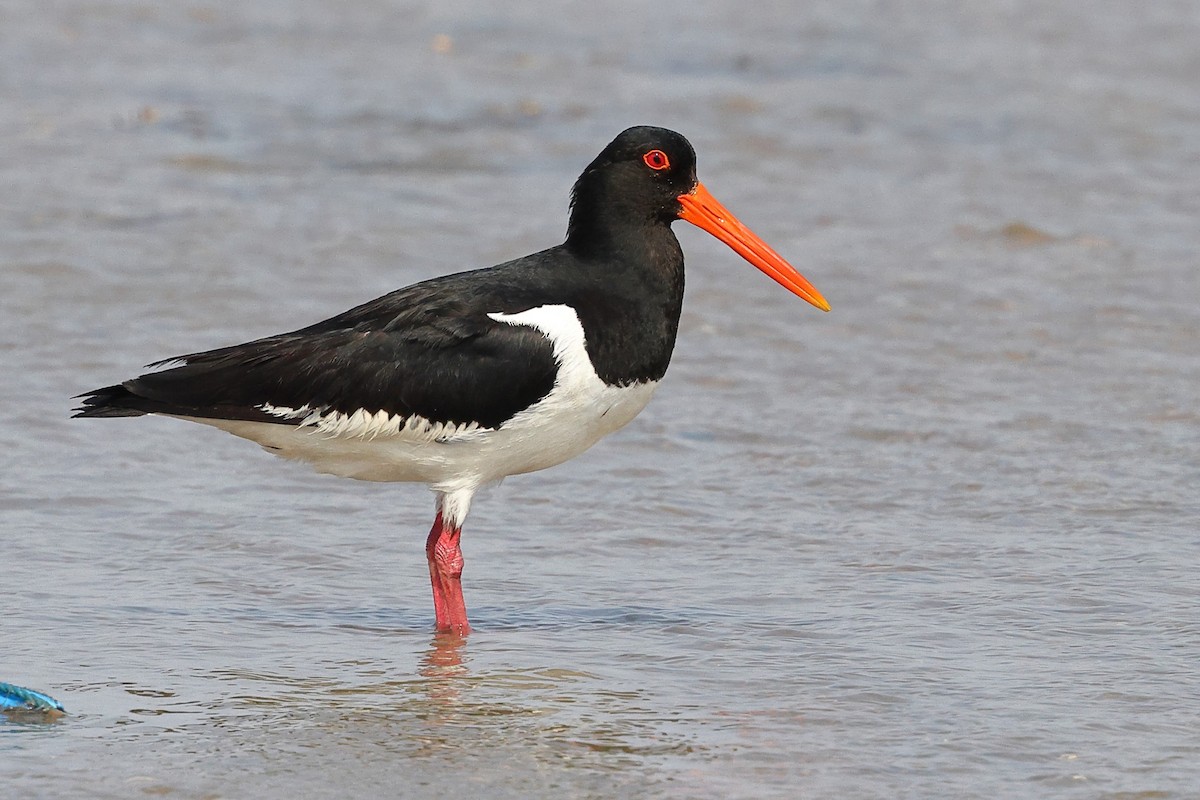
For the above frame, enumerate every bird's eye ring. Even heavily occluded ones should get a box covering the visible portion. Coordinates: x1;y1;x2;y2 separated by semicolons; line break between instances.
642;150;670;171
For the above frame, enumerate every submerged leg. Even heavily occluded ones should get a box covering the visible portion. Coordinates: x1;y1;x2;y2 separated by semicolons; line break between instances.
425;494;471;634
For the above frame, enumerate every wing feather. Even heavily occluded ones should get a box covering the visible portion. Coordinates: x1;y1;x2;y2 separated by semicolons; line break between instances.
75;273;561;429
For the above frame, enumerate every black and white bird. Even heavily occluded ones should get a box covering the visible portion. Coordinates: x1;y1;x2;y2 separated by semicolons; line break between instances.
75;126;830;634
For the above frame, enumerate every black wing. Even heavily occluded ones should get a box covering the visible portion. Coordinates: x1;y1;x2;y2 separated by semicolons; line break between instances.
74;271;561;430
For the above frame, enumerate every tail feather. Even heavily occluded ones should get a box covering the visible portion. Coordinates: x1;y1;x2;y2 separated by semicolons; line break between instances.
72;384;156;418
73;377;287;424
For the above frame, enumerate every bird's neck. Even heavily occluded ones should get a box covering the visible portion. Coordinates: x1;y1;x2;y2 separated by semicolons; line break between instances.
565;200;682;272
560;206;685;387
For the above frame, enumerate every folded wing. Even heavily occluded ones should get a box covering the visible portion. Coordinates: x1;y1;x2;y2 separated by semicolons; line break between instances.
74;279;561;431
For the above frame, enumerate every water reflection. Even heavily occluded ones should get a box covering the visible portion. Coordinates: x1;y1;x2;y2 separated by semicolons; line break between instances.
418;632;468;705
420;632;468;676
184;626;698;771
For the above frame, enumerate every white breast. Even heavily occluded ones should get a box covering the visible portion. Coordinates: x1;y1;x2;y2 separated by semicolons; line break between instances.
185;305;658;496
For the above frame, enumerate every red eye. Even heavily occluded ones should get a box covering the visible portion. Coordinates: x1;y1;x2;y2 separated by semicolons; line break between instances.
642;149;670;171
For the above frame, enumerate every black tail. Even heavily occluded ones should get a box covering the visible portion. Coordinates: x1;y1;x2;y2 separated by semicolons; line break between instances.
72;384;159;418
73;374;288;424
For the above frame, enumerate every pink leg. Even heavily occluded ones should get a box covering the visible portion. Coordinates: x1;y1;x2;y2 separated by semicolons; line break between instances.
425;510;470;634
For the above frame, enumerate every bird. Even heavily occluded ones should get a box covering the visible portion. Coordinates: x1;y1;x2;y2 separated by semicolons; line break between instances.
74;126;829;635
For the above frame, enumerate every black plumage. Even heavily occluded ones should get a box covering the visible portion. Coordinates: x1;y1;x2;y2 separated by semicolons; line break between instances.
75;126;696;430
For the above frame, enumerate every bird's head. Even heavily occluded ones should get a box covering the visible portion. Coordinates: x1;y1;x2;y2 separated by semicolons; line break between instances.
571;126;829;312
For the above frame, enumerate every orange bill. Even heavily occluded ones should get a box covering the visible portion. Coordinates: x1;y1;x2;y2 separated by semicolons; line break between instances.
677;182;830;312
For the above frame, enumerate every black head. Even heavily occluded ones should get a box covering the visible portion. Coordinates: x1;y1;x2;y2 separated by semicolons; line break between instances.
566;126;831;311
568;126;699;238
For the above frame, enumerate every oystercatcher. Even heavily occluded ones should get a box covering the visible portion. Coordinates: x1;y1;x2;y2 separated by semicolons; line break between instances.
75;126;829;634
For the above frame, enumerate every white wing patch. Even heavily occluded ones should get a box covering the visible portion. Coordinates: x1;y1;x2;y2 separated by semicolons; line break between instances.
259;402;490;442
487;305;596;391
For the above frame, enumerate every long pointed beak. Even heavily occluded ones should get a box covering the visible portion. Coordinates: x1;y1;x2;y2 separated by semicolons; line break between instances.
677;182;830;312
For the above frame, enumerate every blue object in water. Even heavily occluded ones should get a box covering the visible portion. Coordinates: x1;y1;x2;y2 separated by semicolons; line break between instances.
0;682;65;714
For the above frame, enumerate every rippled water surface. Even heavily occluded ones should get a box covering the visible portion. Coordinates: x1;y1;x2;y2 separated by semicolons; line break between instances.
3;1;1199;797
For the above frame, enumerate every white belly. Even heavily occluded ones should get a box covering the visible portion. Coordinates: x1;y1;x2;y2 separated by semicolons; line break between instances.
181;304;659;495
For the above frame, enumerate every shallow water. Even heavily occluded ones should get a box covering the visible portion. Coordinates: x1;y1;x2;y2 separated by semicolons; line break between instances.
3;1;1199;797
